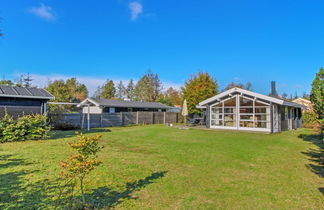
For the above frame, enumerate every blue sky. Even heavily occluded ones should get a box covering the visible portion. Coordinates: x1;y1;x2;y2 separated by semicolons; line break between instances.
0;0;323;96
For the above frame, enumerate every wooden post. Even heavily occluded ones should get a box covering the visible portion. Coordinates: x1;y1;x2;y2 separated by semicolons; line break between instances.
100;114;103;127
121;112;124;126
270;102;273;133
87;104;90;131
163;112;166;124
136;111;139;124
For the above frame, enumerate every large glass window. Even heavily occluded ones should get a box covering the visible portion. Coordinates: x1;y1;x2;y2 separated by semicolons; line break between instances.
211;97;236;127
239;96;270;129
210;95;271;130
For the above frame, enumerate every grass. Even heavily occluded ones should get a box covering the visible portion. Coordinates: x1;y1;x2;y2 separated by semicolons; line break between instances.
0;125;323;209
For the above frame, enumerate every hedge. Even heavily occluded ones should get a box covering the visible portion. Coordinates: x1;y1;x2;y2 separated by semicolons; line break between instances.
0;114;50;143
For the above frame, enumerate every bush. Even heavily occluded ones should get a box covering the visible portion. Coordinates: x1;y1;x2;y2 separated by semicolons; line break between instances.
0;114;50;143
52;122;80;130
302;111;320;129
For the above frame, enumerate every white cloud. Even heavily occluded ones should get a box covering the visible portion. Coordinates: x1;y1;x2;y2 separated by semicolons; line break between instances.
129;1;143;20
277;83;288;89
162;81;182;91
294;84;304;89
29;4;56;21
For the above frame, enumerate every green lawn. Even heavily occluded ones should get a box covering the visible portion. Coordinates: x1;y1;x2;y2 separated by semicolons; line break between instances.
0;125;323;209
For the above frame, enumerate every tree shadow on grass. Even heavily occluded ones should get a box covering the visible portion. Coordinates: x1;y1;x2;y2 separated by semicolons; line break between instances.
298;133;324;197
0;154;57;209
57;171;168;209
0;155;167;209
299;133;324;178
86;171;167;209
319;187;324;196
48;128;112;140
0;154;31;169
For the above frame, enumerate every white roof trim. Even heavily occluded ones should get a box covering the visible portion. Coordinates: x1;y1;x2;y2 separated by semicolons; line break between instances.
282;101;307;109
77;98;100;107
199;88;283;106
196;105;206;109
198;87;305;109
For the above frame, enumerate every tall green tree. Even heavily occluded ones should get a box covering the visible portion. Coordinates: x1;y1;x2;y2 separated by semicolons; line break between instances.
65;78;88;102
135;70;162;102
0;80;14;85
182;72;218;114
116;81;126;99
158;87;182;106
126;79;136;100
96;80;116;99
46;78;88;112
310;68;324;122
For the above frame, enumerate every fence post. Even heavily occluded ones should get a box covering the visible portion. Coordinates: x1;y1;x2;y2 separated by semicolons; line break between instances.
136;111;139;124
163;112;166;124
100;114;103;127
121;112;124;126
152;112;154;124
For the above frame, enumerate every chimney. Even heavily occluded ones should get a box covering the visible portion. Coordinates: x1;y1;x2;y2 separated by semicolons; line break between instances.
271;81;278;97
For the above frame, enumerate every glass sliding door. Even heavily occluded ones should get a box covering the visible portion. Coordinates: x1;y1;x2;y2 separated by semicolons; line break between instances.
239;96;254;128
223;97;236;127
211;103;223;126
210;97;237;128
239;96;271;131
254;101;270;129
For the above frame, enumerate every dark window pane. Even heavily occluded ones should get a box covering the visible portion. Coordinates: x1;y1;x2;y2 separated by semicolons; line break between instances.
240;97;253;106
240;108;253;113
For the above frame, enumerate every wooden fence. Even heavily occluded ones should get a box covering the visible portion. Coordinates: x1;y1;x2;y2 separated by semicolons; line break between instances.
50;112;181;129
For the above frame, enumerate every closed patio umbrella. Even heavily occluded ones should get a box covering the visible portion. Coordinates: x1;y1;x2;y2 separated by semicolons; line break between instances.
181;99;188;124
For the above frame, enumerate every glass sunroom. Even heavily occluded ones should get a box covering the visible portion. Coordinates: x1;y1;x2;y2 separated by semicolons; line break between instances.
198;88;305;133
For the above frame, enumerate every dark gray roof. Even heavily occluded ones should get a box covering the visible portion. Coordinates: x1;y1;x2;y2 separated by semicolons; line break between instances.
0;85;54;100
93;98;172;109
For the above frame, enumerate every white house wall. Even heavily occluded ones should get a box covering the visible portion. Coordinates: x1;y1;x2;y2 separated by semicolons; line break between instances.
82;106;103;114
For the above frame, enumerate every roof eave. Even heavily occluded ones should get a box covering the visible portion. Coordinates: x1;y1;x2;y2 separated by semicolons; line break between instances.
0;94;54;100
77;98;100;107
199;87;284;106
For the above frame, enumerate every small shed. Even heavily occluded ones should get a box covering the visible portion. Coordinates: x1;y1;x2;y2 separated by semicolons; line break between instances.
198;87;306;133
77;98;172;113
0;85;54;118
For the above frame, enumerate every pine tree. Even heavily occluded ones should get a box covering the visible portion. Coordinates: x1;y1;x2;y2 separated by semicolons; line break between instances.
310;68;324;121
23;73;33;87
126;79;136;100
98;80;116;99
116;81;126;99
135;70;162;102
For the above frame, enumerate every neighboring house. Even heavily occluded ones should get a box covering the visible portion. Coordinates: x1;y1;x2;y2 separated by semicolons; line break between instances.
198;87;306;133
77;98;172;113
292;98;313;111
0;85;54;118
